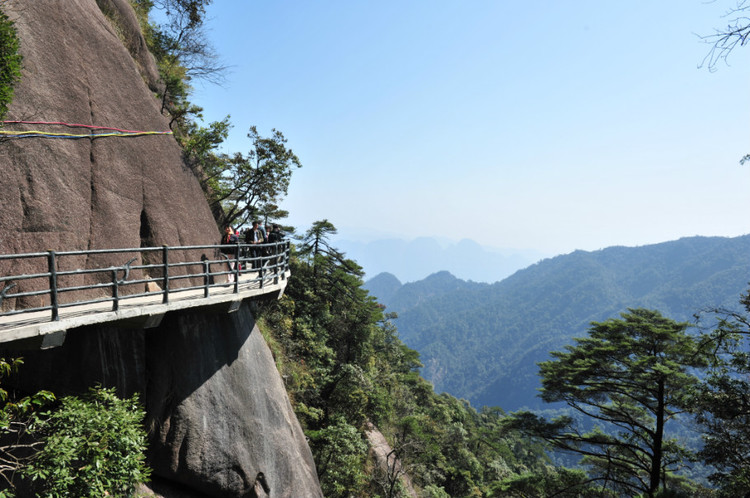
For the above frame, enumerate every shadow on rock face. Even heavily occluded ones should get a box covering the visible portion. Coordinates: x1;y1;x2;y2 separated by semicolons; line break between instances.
1;302;322;498
145;303;322;497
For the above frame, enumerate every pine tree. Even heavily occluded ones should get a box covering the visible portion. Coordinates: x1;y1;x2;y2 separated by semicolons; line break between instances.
508;309;713;497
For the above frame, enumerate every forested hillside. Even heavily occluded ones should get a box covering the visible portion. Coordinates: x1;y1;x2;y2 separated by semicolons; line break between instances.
255;222;564;496
366;235;750;411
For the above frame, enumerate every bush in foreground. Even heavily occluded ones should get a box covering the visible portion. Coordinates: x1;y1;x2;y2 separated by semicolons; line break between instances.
24;386;150;497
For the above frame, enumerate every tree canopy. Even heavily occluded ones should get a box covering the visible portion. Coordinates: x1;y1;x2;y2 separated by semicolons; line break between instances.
507;309;715;497
693;290;750;495
132;0;224;129
182;121;301;229
257;220;561;497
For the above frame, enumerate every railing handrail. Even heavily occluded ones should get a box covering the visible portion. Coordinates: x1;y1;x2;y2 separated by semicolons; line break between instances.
0;240;292;324
0;241;286;260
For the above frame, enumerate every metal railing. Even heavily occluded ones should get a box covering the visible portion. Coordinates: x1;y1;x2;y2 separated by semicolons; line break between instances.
0;240;291;323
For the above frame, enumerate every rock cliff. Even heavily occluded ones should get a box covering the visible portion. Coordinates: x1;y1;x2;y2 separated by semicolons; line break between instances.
0;1;322;496
15;304;322;497
0;0;214;256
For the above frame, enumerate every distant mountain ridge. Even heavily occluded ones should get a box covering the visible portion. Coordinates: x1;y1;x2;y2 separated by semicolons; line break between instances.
335;236;547;283
364;235;750;411
367;271;489;309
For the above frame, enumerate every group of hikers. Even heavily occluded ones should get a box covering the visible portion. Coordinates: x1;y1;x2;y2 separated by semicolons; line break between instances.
219;221;285;280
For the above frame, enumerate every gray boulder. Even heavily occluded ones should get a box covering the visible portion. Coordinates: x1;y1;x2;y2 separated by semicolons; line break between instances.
146;305;322;497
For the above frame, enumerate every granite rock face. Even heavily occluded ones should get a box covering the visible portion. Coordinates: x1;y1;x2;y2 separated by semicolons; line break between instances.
0;0;218;303
94;0;164;93
146;305;323;498
0;1;322;496
12;305;323;497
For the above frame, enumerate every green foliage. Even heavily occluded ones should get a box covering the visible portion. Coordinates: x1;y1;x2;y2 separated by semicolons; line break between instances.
0;358;54;495
0;9;22;121
258;221;553;497
692;289;750;495
496;467;600;497
24;386;150;497
132;0;220;130
179;118;301;228
509;309;713;497
146;21;199;127
182;116;230;177
152;0;212;30
215;126;301;228
307;416;368;497
0;358;54;426
267;224;750;495
130;0;296;232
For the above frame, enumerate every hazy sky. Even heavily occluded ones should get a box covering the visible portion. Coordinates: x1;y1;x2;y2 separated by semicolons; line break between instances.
189;1;750;256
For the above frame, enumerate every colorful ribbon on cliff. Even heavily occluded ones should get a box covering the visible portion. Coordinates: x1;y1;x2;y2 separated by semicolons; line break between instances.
0;120;173;139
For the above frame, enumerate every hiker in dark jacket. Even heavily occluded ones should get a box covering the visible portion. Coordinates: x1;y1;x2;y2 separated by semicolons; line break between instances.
220;226;239;281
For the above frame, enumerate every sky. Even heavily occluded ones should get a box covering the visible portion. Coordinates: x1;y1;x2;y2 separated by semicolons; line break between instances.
187;1;750;257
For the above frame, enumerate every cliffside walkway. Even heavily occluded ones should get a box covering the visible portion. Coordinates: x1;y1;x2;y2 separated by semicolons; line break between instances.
0;241;291;348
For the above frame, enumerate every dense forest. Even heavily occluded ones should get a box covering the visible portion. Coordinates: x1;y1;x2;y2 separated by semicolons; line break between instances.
1;1;750;496
255;220;570;496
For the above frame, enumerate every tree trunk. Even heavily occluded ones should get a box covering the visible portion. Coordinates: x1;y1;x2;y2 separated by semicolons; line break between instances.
649;378;665;497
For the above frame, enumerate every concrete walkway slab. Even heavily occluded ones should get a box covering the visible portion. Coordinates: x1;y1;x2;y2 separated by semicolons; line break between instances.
0;269;290;346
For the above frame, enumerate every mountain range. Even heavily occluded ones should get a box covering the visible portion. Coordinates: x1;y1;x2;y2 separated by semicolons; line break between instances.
364;235;750;412
334;235;547;283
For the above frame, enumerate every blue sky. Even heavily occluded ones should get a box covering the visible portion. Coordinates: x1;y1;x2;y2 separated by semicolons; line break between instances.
188;1;750;256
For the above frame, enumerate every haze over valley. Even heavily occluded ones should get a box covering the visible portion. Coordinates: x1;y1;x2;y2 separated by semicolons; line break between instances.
334;234;548;283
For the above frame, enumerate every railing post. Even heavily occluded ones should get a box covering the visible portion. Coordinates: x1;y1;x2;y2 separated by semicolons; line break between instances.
233;244;239;294
259;246;264;289
282;241;289;279
112;269;119;311
48;250;59;321
272;241;279;284
162;245;169;304
203;259;210;298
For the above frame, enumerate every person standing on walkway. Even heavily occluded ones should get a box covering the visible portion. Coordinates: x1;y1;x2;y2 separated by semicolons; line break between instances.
220;226;239;282
245;221;266;268
267;224;284;267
